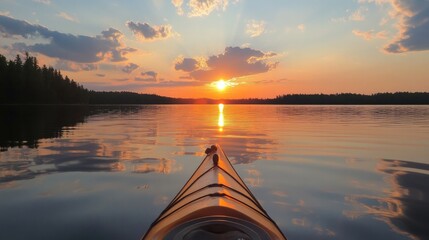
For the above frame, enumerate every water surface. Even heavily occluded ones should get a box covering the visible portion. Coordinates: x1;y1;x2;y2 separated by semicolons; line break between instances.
1;105;428;240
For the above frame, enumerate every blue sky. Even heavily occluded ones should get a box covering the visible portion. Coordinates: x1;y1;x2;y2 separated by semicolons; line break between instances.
1;0;428;98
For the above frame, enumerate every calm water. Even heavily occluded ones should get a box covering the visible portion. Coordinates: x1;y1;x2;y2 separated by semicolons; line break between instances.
1;105;429;240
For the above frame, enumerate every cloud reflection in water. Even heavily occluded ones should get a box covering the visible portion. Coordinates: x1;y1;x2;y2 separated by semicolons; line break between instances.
0;104;276;186
345;159;429;240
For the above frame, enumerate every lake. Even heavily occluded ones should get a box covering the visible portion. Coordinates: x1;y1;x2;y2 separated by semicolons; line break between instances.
1;104;428;240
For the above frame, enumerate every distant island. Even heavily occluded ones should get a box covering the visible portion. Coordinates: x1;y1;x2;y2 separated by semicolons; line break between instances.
1;53;428;105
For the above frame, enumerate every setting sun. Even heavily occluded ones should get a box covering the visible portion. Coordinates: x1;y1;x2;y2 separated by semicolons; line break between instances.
216;80;227;91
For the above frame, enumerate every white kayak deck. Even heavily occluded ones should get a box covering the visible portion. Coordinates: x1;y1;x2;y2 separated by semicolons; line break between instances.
143;144;287;240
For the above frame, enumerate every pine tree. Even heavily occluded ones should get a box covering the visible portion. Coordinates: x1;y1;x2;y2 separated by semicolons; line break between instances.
0;53;89;104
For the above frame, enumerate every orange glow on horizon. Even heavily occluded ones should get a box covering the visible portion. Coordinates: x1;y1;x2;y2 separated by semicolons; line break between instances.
146;81;289;99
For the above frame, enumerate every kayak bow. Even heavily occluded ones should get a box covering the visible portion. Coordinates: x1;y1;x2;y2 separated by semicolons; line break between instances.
143;144;287;240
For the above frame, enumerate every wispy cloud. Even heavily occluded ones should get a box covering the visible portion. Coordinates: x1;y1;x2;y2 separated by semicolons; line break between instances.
55;60;97;72
172;0;184;16
33;0;51;5
349;8;367;21
122;63;139;73
56;12;79;23
126;21;176;41
331;7;368;23
297;24;305;32
246;20;265;37
353;30;388;40
114;78;129;82
0;15;136;63
136;71;158;82
358;0;390;4
174;46;278;82
171;0;238;17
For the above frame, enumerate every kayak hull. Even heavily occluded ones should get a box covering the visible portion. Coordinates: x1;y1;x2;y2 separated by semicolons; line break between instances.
143;144;287;240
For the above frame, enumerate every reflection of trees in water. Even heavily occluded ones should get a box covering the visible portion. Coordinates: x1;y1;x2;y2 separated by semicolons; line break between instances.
0;105;161;151
0;105;167;184
0;105;90;151
346;159;429;240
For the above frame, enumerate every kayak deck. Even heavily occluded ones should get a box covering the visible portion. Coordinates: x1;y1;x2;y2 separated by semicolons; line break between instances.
143;144;287;240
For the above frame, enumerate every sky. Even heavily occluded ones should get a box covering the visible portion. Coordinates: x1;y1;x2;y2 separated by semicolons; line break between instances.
1;0;429;99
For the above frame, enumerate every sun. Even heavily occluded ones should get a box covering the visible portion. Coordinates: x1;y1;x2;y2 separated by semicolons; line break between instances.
216;79;227;91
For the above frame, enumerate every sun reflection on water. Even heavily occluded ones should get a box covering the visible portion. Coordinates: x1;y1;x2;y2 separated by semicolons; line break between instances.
218;103;224;132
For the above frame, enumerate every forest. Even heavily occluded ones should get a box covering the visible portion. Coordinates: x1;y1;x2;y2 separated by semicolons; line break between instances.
271;92;429;104
1;53;428;105
0;53;88;103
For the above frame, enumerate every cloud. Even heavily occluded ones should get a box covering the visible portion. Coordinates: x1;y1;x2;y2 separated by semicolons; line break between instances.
56;12;79;23
33;0;51;4
126;21;175;41
331;7;368;23
358;0;389;4
142;71;157;78
255;77;289;84
171;0;237;17
360;0;429;53
122;63;139;73
174;57;201;72
0;15;136;63
55;60;97;72
353;30;388;40
349;8;367;21
174;46;278;82
136;71;158;82
172;0;184;15
380;17;389;26
246;20;265;37
114;78;129;82
135;77;153;82
189;0;228;17
384;0;429;53
297;24;306;32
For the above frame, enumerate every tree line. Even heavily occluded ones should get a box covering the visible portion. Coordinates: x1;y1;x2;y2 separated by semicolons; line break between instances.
0;53;89;103
271;93;429;104
1;53;428;104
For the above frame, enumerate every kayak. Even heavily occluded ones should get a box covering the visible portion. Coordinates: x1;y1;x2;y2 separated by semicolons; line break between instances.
142;144;287;240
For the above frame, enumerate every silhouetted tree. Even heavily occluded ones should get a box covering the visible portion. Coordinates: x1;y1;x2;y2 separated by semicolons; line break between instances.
0;53;89;104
